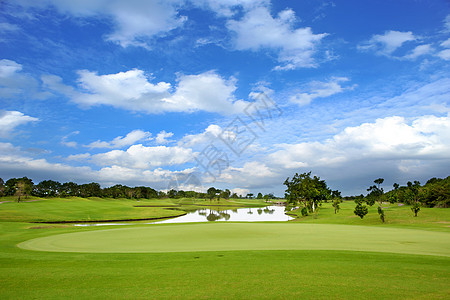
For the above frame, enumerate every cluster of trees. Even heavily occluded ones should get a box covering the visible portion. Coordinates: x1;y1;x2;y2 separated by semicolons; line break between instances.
284;172;449;223
352;176;450;222
0;177;162;201
0;177;273;202
284;171;341;218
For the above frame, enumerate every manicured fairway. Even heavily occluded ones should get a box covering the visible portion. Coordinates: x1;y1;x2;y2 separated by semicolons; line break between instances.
19;223;450;256
3;200;450;299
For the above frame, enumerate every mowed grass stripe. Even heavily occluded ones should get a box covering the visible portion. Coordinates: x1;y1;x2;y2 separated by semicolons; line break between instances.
18;223;450;256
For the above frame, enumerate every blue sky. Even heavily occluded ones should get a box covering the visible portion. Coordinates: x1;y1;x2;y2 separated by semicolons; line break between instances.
1;0;449;196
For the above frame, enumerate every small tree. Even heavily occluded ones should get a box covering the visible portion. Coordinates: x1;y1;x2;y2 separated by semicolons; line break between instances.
354;203;368;219
331;190;342;214
408;181;421;217
353;196;368;219
367;178;393;222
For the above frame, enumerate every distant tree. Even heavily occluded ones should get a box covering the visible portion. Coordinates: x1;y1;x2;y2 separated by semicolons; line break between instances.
14;177;34;202
167;189;177;198
420;177;450;208
5;178;19;196
256;192;263;199
246;193;254;199
352;195;367;219
143;187;158;199
79;182;101;198
125;187;135;199
33;180;61;197
60;182;80;197
284;171;331;218
386;183;400;204
367;178;395;222
0;178;4;197
408;181;421;217
207;187;217;201
215;189;222;201
231;193;238;199
220;189;231;200
177;190;186;199
331;190;342;214
133;187;142;199
354;203;368;219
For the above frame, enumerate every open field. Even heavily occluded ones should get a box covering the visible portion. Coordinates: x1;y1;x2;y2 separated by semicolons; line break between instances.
1;198;449;299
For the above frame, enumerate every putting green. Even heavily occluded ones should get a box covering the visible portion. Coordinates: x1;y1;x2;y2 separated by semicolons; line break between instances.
18;223;450;256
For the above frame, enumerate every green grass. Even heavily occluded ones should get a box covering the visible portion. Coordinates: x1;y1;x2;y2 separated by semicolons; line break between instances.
18;223;450;256
1;198;449;299
289;201;450;231
0;197;185;222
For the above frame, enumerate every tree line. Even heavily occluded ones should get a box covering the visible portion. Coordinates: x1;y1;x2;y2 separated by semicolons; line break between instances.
284;172;449;222
0;177;274;202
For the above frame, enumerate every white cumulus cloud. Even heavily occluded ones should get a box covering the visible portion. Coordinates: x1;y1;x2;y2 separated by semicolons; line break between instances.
91;144;193;169
269;114;450;171
14;0;187;48
155;130;174;144
290;77;354;106
46;69;250;115
86;129;152;149
227;6;327;70
358;30;416;56
0;110;39;138
402;44;433;60
0;59;48;99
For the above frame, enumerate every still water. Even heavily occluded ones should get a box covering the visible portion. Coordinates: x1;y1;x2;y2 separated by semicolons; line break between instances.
74;206;292;226
155;206;293;223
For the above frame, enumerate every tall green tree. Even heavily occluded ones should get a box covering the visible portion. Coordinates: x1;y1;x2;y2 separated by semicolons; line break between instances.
367;178;397;222
284;171;331;218
79;182;101;198
207;187;217;201
367;178;385;222
408;181;421;217
60;182;80;197
14;177;34;202
33;180;61;197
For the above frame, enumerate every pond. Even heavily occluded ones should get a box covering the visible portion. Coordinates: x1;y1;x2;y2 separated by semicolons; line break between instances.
154;206;293;223
74;206;292;226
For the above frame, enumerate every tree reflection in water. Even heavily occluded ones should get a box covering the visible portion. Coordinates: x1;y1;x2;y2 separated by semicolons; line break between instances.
155;206;292;223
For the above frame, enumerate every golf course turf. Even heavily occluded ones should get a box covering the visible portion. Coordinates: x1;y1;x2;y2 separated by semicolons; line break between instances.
18;223;450;256
1;198;449;299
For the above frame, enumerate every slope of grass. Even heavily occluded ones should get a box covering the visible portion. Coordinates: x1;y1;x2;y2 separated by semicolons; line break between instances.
0;197;184;222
